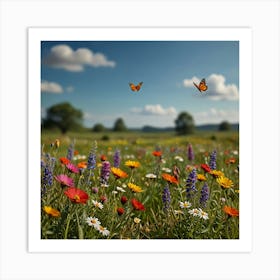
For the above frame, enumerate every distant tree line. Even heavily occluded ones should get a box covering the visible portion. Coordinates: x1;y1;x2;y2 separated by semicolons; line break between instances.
42;102;232;134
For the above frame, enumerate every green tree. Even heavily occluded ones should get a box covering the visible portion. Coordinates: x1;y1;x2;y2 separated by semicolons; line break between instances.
92;123;105;132
43;102;83;134
113;118;127;132
219;121;231;131
175;112;195;135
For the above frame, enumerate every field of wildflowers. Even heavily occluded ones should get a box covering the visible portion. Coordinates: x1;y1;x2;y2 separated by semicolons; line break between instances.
41;132;239;239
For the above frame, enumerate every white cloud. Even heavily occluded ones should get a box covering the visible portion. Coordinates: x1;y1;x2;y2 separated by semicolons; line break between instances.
194;108;239;124
41;81;63;94
183;74;239;101
44;44;116;72
130;104;177;116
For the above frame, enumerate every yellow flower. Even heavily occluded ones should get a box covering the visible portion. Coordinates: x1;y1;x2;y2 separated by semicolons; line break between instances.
216;176;234;189
125;160;140;169
197;174;206;181
128;182;143;193
210;170;224;178
43;206;60;217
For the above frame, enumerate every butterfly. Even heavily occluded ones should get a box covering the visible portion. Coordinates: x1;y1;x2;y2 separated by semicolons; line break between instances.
193;78;208;93
129;82;143;92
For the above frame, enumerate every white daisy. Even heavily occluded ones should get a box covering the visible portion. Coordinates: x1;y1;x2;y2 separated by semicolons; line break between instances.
98;225;110;236
162;167;171;173
145;173;157;179
112;190;118;194
85;216;101;229
116;186;126;192
188;208;200;216
92;199;104;209
174;156;184;162
179;201;192;209
198;208;209;220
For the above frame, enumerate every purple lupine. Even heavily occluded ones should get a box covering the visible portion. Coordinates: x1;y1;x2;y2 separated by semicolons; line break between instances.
200;183;209;207
100;161;111;185
186;168;197;199
67;142;75;161
187;143;195;161
113;149;121;167
87;150;96;170
209;150;217;170
162;184;171;212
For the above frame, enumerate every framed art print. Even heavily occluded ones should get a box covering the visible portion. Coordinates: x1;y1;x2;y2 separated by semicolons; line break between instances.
28;27;252;253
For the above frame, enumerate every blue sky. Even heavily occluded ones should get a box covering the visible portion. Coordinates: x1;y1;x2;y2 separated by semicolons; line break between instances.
41;41;239;128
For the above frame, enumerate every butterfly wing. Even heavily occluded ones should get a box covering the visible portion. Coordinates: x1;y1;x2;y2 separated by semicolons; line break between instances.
135;82;143;91
193;81;201;92
129;83;137;91
199;79;208;92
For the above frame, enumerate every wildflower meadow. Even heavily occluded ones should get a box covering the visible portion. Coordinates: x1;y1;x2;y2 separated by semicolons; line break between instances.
41;131;239;239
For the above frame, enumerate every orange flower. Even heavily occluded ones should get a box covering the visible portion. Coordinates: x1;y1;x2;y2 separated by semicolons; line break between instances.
43;206;60;217
111;167;128;179
77;161;87;169
60;157;71;165
225;157;236;164
223;205;239;217
100;154;107;161
197;174;206;181
162;173;179;184
74;150;79;155
152;151;162;157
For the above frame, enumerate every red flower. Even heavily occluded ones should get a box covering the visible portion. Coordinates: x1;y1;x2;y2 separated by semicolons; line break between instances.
201;164;211;173
121;196;128;204
60;157;71;165
131;198;145;211
152;150;162;157
117;207;125;216
64;187;89;204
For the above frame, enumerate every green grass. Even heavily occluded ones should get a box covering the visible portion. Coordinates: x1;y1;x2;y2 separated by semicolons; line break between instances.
41;129;239;239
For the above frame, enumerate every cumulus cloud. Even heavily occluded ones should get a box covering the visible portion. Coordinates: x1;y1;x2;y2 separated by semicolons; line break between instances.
194;108;239;124
43;44;116;71
183;74;239;101
130;104;177;116
41;81;63;93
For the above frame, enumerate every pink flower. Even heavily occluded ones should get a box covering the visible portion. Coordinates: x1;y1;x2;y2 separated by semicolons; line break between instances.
66;163;79;174
54;174;75;187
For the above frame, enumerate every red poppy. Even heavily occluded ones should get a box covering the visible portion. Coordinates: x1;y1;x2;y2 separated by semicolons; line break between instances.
64;187;89;204
60;157;71;165
117;207;125;216
201;164;211;173
152;151;162;157
131;198;145;211
121;196;128;204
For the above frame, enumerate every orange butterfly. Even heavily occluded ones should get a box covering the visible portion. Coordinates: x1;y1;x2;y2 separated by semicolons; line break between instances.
193;78;208;92
129;82;143;92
